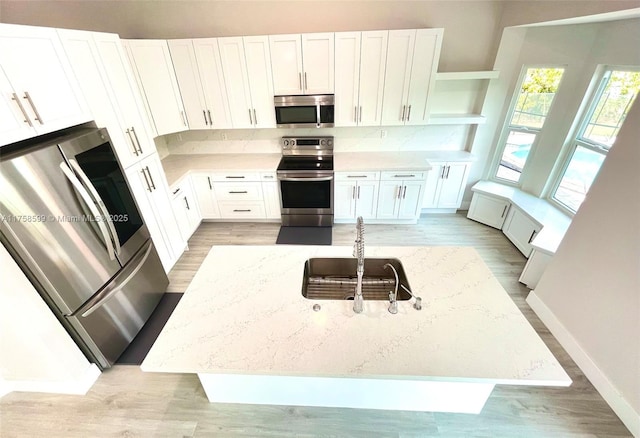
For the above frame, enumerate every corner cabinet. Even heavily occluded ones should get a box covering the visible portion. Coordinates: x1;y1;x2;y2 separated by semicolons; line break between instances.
381;29;442;126
124;39;188;136
0;24;91;146
422;162;470;210
269;33;334;96
334;31;388;127
218;36;276;129
502;207;542;258
467;192;510;229
334;172;380;221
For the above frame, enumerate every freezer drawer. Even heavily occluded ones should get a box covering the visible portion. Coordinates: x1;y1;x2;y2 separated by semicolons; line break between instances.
66;239;168;369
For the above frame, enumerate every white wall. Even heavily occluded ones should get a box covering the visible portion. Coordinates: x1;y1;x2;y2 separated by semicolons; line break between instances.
0;244;100;397
527;99;640;436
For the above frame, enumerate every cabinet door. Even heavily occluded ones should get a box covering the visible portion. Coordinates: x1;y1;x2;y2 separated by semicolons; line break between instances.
380;30;415;126
467;193;510;229
172;193;192;243
193;38;232;129
502;208;542;258
218;37;254;129
125;40;188;135
191;174;221;219
244;36;276;128
334;32;360;127
262;181;281;219
0;67;36;145
422;163;444;208
437;163;469;208
93;33;156;165
301;33;334;94
269;34;303;96
405;29;440;126
168;40;209;130
376;181;401;219
0;24;90;140
355;180;379;220
358;31;388;127
334;181;356;220
398;181;424;219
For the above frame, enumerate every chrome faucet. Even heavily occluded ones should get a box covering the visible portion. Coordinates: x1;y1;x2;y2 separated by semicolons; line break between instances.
352;216;365;313
384;263;399;314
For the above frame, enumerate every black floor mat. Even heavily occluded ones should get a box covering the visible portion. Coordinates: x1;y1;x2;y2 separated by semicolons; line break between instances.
276;226;332;245
116;292;183;365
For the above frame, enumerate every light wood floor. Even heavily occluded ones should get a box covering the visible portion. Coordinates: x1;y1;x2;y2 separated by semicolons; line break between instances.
0;214;632;437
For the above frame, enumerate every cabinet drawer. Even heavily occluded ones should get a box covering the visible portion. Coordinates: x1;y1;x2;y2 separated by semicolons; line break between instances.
218;201;266;219
213;182;263;201
335;171;380;181
380;171;426;181
210;172;261;182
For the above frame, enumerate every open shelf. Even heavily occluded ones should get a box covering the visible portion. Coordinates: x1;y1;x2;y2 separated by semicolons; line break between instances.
428;114;486;125
435;71;500;81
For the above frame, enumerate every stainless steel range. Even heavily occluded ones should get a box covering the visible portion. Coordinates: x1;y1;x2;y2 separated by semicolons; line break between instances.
277;136;334;226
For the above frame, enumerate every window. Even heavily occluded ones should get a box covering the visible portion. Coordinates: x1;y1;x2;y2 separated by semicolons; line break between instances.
495;67;565;183
552;69;640;213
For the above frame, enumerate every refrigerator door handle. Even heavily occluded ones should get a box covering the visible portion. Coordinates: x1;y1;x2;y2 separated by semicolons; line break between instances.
59;161;116;260
70;240;154;318
68;159;121;257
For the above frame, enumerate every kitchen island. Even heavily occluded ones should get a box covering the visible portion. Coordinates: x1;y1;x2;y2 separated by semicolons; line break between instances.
141;245;571;413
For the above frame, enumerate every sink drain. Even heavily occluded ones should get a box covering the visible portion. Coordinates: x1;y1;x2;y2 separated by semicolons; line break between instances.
312;304;321;312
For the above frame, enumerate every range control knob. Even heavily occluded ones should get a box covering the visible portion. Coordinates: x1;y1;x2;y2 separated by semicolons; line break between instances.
320;139;327;146
290;139;296;146
283;139;289;147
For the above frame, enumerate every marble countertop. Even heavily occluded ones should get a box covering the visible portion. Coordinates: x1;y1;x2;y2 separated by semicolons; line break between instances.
161;151;475;186
142;245;571;387
471;181;572;254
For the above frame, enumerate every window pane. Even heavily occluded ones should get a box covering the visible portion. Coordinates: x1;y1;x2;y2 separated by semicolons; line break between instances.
510;68;564;129
497;131;536;182
581;70;640;148
554;145;606;212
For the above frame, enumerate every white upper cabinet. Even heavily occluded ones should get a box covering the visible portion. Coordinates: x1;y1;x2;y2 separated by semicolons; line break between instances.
381;29;442;126
335;31;387;127
0;24;91;146
218;36;275;129
270;33;334;95
125;39;188;136
168;39;232;130
91;32;157;168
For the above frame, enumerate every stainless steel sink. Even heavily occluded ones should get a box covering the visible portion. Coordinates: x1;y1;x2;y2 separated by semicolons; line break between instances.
302;258;411;300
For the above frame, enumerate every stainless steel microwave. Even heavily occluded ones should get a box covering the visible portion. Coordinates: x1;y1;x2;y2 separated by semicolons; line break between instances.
274;94;334;128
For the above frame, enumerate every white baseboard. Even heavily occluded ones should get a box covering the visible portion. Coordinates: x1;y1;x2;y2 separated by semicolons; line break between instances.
527;291;640;437
8;364;101;396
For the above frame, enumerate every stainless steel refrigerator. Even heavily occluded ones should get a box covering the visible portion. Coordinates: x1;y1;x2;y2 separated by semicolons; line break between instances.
0;127;168;369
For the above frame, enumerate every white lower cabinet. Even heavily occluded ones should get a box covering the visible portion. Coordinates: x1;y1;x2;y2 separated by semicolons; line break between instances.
261;173;281;220
191;173;221;219
467;192;511;229
335;172;379;221
422;162;470;209
502;207;542;258
377;172;426;221
519;249;553;289
170;177;202;242
126;153;185;272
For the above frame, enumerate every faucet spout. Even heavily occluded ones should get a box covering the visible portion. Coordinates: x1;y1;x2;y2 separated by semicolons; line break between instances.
353;216;365;313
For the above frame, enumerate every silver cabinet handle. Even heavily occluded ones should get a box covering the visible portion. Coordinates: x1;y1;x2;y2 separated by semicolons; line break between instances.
225;176;245;179
229;191;248;194
233;209;251;212
357;186;361;199
397;185;402;199
141;169;152;192
207;176;212;190
299;72;303;90
347;175;367;178
180;110;187;126
125;128;139;156
11;93;33;126
359;106;362;123
501;205;508;218
528;230;537;244
401;105;406;121
145;166;156;190
263;175;274;179
402;185;407;199
23;92;43;125
407;105;412;121
130;127;143;155
445;165;451;179
207;109;213;125
203;110;208;125
354;106;357;123
304;72;308;91
172;188;180;195
440;166;446;179
352;186;356;199
253;109;257;125
394;174;415;178
184;196;190;210
248;108;253;125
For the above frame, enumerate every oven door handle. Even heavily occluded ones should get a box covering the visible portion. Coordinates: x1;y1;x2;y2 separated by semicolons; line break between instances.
279;176;334;182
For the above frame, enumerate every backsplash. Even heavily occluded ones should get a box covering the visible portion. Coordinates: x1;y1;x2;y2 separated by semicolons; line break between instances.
161;125;472;155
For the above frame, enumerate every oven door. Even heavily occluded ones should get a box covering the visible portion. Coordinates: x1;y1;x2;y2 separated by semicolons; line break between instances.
278;173;333;226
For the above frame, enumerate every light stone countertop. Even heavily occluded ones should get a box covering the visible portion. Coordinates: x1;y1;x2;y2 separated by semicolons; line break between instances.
160;151;475;186
141;245;571;387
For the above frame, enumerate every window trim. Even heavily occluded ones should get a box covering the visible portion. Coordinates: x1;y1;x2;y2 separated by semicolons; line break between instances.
489;64;566;187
